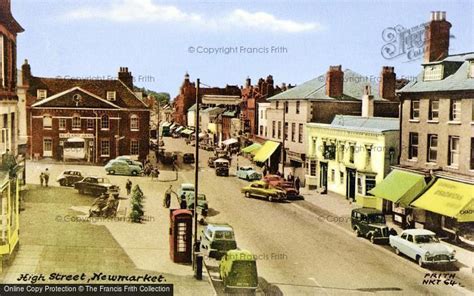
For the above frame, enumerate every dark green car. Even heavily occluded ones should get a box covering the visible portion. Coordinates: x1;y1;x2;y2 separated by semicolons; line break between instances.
351;208;393;244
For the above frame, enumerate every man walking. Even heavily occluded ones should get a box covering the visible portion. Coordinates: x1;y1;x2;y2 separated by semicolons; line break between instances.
294;176;301;194
40;172;44;187
164;185;173;208
43;168;50;187
126;179;132;195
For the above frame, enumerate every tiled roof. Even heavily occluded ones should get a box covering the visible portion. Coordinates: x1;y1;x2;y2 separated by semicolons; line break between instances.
308;115;399;133
268;69;387;101
29;76;148;109
398;52;474;93
0;8;24;33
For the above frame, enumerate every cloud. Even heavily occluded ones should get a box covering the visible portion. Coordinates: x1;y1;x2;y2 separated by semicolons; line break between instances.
64;0;320;33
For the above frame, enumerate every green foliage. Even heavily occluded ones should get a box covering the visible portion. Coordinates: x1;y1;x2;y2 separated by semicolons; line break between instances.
129;184;145;223
134;87;170;105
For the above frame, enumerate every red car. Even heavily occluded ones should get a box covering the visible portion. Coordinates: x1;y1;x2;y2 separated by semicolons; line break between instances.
263;175;299;199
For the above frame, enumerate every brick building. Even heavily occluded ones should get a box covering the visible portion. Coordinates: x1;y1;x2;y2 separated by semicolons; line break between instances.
378;11;473;237
172;72;240;126
20;63;150;163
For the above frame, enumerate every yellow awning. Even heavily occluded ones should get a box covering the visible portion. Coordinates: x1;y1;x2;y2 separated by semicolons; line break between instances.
253;141;280;162
208;123;217;134
411;178;474;222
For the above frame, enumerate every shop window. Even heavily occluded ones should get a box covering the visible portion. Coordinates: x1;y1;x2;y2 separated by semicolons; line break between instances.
365;175;376;196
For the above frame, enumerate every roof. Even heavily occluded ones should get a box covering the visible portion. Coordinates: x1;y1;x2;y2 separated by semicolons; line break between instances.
352;208;383;215
188;104;197;111
222;110;238;117
268;69;389;101
201;107;225;114
401;229;436;236
206;223;234;232
308;115;399;133
0;5;24;33
29;76;148;109
398;52;474;93
202;95;241;106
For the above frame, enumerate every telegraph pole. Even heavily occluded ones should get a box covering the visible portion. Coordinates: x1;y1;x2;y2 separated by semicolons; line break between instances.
193;78;200;274
281;101;286;174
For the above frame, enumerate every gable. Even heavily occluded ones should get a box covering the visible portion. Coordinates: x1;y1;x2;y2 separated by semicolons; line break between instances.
31;87;121;109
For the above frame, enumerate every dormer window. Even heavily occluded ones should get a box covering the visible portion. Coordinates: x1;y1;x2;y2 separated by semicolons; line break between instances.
423;64;443;81
106;91;116;101
37;89;48;100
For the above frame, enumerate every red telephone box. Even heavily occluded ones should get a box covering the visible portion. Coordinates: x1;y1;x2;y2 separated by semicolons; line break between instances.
169;209;193;263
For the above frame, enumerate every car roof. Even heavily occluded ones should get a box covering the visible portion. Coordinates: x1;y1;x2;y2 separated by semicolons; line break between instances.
352;208;383;215
239;166;253;169
402;229;436;235
225;249;255;261
63;170;82;173
214;158;229;163
252;180;268;186
181;183;195;189
206;223;234;232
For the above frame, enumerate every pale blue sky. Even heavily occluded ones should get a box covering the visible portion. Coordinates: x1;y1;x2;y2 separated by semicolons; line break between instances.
12;0;474;97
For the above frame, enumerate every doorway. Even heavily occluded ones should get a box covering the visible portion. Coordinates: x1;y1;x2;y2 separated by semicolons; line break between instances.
346;168;356;201
320;162;328;193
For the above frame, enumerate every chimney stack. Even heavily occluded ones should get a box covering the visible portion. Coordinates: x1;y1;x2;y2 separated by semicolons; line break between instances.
379;66;397;101
245;76;251;88
326;65;344;98
362;85;374;117
424;11;451;63
21;59;31;87
118;67;133;90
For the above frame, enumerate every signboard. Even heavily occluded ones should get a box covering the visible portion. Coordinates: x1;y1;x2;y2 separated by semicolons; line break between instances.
59;133;94;139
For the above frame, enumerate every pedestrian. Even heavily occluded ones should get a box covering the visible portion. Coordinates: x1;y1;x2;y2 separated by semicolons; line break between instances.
43;168;50;187
126;179;132;195
262;165;267;177
164;185;172;208
40;172;44;187
294;176;301;194
180;193;187;209
288;172;294;183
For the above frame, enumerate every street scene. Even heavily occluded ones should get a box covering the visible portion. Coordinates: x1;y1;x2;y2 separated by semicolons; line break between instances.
0;0;473;295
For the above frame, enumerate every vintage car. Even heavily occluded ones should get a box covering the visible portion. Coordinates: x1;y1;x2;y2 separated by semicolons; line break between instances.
74;176;120;197
185;193;209;217
56;170;84;187
220;249;258;292
200;223;237;259
351;208;393;243
241;181;286;202
105;159;143;176
275;181;299;200
236;166;261;181
114;156;143;168
389;229;456;267
263;174;284;187
183;153;195;164
214;158;230;177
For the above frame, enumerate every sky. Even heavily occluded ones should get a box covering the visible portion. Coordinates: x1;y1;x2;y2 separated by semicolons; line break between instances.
12;0;474;98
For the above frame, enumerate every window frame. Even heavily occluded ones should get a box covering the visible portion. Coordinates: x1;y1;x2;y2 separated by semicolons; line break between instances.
58;118;67;130
410;100;420;120
72;114;81;130
130;114;139;131
449;99;461;122
101;114;110;130
106;91;117;101
427;134;438;163
409;132;419;160
100;139;110;157
130;139;139;155
43;115;52;130
448;136;460;168
428;99;439;121
37;89;48;100
87;118;94;130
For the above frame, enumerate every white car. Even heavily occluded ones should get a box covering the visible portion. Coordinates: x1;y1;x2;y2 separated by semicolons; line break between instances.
389;229;456;267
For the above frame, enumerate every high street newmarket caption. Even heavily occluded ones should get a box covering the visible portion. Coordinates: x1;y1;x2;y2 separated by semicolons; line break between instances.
0;0;472;295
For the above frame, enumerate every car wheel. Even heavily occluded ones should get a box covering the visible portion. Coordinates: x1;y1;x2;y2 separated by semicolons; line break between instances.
245;192;251;198
59;179;66;186
246;176;250;181
268;195;274;202
394;247;400;255
353;227;361;237
109;170;115;175
417;256;424;268
369;234;376;244
131;171;138;176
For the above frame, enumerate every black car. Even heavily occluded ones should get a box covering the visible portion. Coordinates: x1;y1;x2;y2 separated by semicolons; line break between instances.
351;208;394;243
74;176;120;197
183;153;195;164
56;170;84;187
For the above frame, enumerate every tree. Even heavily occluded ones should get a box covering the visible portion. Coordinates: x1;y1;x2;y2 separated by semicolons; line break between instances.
134;87;170;105
129;185;145;223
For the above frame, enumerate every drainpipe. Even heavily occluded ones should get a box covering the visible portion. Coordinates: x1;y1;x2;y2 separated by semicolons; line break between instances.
93;111;99;163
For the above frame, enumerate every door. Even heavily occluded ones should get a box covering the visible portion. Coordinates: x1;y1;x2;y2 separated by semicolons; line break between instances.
346;168;356;200
320;162;328;192
43;138;53;157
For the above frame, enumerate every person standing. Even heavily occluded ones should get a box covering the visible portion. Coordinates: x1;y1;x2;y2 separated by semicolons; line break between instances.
126;179;132;195
180;193;187;209
294;176;301;194
164;185;172;208
43;168;50;187
262;165;267;177
40;172;44;187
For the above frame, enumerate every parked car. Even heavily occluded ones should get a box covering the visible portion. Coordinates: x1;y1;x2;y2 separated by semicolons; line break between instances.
351;208;393;243
241;181;286;202
183;153;195;164
214;158;230;176
389;229;456;267
74;176;120;197
236;166;261;181
178;183;195;199
200;223;237;259
105;159;143;176
114;156;143;168
220;249;258;292
263;175;298;199
56;170;84;187
263;174;284;187
185;193;209;217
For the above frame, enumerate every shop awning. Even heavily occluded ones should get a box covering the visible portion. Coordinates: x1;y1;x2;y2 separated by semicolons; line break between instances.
181;129;194;135
222;138;238;145
242;143;262;154
175;126;184;132
253;141;280;162
368;170;426;207
161;121;172;127
411;178;474;222
170;123;177;129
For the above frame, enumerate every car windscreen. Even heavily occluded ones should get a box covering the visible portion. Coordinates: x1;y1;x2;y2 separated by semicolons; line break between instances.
415;235;439;244
367;214;385;224
214;231;234;240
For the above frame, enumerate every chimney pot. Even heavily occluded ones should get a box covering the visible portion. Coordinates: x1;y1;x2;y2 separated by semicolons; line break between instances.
424;11;451;63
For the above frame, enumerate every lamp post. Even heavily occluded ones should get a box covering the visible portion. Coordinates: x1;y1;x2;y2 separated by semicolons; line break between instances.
193;78;200;274
281;101;287;175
